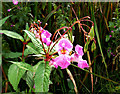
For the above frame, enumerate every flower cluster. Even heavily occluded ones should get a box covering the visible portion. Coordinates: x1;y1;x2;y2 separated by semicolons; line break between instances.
50;38;89;69
30;21;89;70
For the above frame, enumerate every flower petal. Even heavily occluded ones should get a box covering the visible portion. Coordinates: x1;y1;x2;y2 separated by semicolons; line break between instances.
75;44;84;56
78;60;89;69
55;55;71;69
49;59;58;69
56;38;73;53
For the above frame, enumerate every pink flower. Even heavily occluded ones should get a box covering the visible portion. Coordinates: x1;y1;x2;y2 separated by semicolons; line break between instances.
111;31;114;33
49;59;58;68
71;45;89;69
7;9;11;12
55;55;71;69
41;30;52;46
56;38;73;55
13;0;18;5
75;44;84;56
78;60;89;69
11;25;13;27
109;35;112;37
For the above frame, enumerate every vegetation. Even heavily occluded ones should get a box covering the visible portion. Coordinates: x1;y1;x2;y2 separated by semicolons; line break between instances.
1;1;120;93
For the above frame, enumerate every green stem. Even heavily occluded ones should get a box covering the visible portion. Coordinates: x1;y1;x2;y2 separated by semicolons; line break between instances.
87;51;93;93
71;64;120;85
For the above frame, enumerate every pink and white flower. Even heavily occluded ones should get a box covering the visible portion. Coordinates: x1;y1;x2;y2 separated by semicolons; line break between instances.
55;54;71;69
49;59;58;69
78;60;89;69
56;38;73;55
13;0;18;5
41;30;52;46
71;45;89;69
7;9;11;12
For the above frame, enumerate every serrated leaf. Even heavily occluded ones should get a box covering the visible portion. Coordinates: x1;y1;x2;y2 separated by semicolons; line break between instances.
23;30;43;53
24;43;39;56
8;64;26;91
2;52;22;58
33;61;41;72
91;41;96;52
0;30;24;41
26;71;34;88
84;42;88;53
9;61;33;72
0;15;11;27
105;35;110;42
89;26;94;40
34;61;51;92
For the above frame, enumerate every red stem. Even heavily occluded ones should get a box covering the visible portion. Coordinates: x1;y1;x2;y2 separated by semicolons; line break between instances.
22;42;26;61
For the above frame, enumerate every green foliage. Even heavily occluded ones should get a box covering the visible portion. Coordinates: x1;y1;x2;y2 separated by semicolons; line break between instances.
34;61;51;92
23;30;44;54
8;64;26;91
2;52;22;58
105;7;120;58
0;15;11;27
84;42;88;53
91;41;96;52
105;35;111;42
0;30;24;41
2;2;120;93
9;61;33;72
89;26;94;40
22;70;34;89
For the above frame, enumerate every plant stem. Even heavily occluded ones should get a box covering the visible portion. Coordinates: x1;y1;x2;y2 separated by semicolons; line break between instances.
87;51;93;93
22;42;26;61
1;66;8;93
71;64;120;85
66;68;78;94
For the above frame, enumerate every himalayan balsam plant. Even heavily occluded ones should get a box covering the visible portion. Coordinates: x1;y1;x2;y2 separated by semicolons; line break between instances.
0;16;95;93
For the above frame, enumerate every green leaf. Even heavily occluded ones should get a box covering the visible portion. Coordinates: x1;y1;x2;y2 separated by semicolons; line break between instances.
0;30;24;41
8;64;26;91
26;43;39;55
105;35;110;42
33;61;41;73
94;17;108;77
91;41;96;52
26;71;34;88
2;52;22;58
89;26;94;40
84;42;88;53
43;5;61;25
24;23;30;42
34;61;51;92
23;30;43;54
0;15;11;27
9;61;33;72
